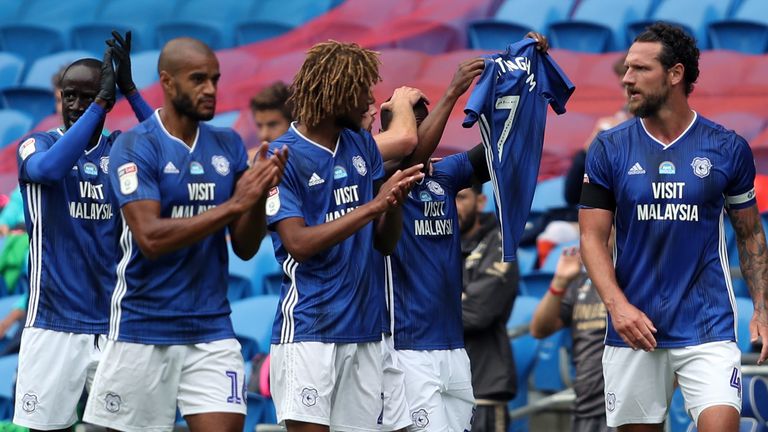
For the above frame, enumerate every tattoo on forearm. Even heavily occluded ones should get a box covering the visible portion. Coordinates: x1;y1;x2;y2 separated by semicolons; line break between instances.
732;210;768;313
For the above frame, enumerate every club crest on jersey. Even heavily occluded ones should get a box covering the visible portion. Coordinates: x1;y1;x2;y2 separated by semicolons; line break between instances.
691;157;713;178
352;155;367;176
99;156;109;174
105;392;122;413
658;161;675;175
606;392;616;412
266;187;280;216
411;409;429;428
18;138;35;161
118;163;138;195
426;180;444;196
83;162;98;176
300;388;318;407
419;191;432;202
22;393;38;413
211;155;230;176
333;165;347;180
190;161;204;175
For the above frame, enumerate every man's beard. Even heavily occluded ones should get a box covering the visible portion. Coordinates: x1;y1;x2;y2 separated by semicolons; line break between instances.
336;113;361;132
628;85;669;118
172;91;214;122
459;211;478;235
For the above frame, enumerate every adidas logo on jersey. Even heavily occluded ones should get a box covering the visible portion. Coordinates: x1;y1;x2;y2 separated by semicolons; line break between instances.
163;162;180;174
308;173;325;186
627;163;645;175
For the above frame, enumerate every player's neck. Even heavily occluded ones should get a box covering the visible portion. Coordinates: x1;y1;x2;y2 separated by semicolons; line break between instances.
640;102;695;145
159;108;198;148
295;121;339;152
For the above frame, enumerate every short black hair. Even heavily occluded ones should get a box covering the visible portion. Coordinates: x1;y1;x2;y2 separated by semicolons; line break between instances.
249;81;293;121
380;98;429;131
59;58;101;87
470;181;483;195
634;22;700;96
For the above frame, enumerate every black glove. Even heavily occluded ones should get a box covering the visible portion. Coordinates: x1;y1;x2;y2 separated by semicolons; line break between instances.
97;47;116;111
107;30;136;95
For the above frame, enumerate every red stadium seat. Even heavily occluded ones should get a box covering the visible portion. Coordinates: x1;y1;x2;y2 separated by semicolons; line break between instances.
543;111;597;157
696;51;753;97
416;49;488;87
378;49;428;88
570;52;626;99
709;112;767;142
393;20;465;54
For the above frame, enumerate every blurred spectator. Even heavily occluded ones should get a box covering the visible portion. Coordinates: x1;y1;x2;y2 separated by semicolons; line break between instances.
52;65;67;118
530;246;615;432
249;81;292;145
0;187;25;237
0;292;26;356
459;183;518;432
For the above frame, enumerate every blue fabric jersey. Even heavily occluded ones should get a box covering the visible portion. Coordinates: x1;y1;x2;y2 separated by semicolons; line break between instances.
267;124;384;344
109;110;248;345
18;129;118;334
584;114;755;348
463;38;575;261
388;153;474;350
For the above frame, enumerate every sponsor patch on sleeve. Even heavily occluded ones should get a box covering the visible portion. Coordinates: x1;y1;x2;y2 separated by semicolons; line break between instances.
118;162;139;195
18;138;36;161
265;186;280;216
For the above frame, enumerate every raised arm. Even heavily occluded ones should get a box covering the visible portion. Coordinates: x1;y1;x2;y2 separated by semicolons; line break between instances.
729;204;768;364
274;164;423;262
109;30;154;122
374;86;423;161
530;247;581;338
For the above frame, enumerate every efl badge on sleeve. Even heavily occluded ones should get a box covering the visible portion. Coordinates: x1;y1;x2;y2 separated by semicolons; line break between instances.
118;163;139;195
266;187;280;216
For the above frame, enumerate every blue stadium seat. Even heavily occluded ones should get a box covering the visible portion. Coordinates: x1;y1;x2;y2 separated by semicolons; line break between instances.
550;0;653;51
742;375;768;426
533;328;571;391
0;354;17;420
493;0;573;33
481;182;495;212
466;20;532;51
0;109;33;148
687;417;762;432
0;53;23;89
0;2;21;26
249;0;338;27
130;50;160;90
69;25;139;55
251;237;282;296
89;0;178;51
530;176;567;213
230;295;280;359
206;111;240;129
0;24;66;65
507;295;540;432
235;20;294;46
709;21;768;54
516;247;537;276
668;388;692;432
155;23;224;51
732;0;768;25
520;272;555;298
228;244;255;302
736;297;756;352
0;87;55;124
627;0;729;48
15;0;99;28
23;50;96;90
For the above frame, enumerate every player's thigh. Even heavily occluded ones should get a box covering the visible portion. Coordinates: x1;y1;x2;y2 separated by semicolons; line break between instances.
398;350;449;432
185;411;244;432
83;340;184;432
330;341;384;432
602;346;674;428
270;342;336;427
14;328;100;430
178;338;246;423
671;341;741;427
443;349;475;432
381;335;412;431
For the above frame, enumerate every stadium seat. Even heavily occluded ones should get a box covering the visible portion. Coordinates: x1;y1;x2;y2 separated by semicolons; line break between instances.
626;0;729;48
520;272;555;298
709;21;768;54
0;24;66;64
742;375;768;426
710;112;767;142
548;21;613;53
551;0;653;51
248;0;338;27
732;0;768;25
507;295;540;432
516;247;537;276
493;0;573;33
377;49;428;89
0;109;33;148
0;53;23;90
533;328;571;391
15;0;99;27
668;388;692;432
155;23;224;51
130;50;160;90
393;20;464;54
228;244;255;302
89;0;178;50
23;50;96;90
417;49;487;87
206;111;241;129
0;87;55;124
251;237;281;296
0;2;20;26
0;354;17;420
530;176;567;213
736;297;756;352
466;20;533;51
234;20;294;46
687;417;762;432
695;51;751;97
230;295;280;358
572;52;627;99
70;24;140;55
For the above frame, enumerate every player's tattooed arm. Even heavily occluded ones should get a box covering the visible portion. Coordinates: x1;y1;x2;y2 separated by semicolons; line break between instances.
729;205;768;363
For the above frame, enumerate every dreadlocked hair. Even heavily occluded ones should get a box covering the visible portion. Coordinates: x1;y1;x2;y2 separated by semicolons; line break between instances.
289;40;381;128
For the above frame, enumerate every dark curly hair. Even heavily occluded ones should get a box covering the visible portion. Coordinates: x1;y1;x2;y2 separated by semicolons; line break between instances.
634;22;700;96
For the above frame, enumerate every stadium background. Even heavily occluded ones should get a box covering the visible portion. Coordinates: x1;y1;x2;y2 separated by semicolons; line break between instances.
0;0;765;431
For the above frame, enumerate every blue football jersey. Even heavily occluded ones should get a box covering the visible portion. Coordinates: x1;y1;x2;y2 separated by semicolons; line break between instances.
463;38;575;261
17;128;118;334
267;124;385;344
388;153;474;350
584;114;755;348
109;111;248;345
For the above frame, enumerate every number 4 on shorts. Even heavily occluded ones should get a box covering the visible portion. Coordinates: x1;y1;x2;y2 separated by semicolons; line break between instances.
729;367;741;399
